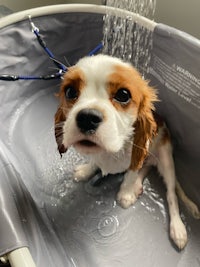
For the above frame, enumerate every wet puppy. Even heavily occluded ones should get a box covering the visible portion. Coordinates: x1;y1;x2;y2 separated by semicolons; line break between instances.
55;54;200;249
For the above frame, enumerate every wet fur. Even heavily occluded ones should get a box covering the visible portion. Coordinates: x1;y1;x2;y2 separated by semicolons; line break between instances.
55;54;200;250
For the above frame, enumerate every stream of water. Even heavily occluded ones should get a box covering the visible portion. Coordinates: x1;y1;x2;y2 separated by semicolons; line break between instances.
103;0;156;77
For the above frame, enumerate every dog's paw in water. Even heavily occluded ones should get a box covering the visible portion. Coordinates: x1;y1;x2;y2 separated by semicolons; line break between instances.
74;163;96;182
170;217;187;250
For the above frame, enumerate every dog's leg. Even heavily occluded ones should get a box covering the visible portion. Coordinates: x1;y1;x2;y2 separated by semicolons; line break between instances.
117;166;150;209
74;162;98;182
176;180;200;219
157;142;187;250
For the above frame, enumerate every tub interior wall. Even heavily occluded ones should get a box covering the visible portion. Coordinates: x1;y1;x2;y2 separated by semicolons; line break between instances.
1;0;200;39
0;5;200;267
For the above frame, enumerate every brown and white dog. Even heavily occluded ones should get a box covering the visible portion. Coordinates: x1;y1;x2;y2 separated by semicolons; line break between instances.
55;54;200;249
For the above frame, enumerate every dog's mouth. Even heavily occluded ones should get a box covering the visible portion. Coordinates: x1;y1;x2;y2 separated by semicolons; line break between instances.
78;139;98;147
74;138;102;153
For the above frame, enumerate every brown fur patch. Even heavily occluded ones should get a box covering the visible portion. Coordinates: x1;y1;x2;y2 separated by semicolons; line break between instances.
107;65;157;113
153;112;164;129
61;66;85;105
161;127;171;145
107;65;143;112
54;66;86;153
107;64;158;170
153;112;171;145
131;110;157;170
56;66;85;116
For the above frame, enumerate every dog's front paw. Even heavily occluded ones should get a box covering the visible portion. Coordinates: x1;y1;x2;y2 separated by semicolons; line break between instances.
74;163;95;182
170;218;187;250
117;189;138;209
117;177;143;209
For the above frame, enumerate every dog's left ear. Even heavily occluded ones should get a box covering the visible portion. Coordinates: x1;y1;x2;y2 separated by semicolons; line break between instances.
54;106;67;156
131;85;158;170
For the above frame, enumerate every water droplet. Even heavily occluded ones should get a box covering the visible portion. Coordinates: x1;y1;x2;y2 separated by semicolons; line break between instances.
96;200;104;205
112;200;117;208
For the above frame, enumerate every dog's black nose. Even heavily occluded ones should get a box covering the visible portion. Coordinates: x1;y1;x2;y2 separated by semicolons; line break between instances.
76;108;103;134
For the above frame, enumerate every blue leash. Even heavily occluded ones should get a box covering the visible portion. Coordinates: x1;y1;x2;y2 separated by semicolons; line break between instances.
0;16;103;81
28;16;67;73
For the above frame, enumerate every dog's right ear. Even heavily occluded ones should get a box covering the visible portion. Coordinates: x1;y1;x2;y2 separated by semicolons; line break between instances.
130;84;158;170
54;106;67;156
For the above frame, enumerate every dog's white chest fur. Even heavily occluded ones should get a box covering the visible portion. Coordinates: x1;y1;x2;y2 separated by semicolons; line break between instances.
90;143;133;176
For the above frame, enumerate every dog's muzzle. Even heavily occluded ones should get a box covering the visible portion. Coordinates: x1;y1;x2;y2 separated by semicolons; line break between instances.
76;108;103;134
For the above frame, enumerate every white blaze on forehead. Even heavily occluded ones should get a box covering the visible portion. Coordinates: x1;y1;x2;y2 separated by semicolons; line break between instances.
76;55;131;99
76;54;131;76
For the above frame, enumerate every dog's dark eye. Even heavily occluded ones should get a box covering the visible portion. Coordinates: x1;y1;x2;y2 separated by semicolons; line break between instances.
114;88;131;104
65;85;78;100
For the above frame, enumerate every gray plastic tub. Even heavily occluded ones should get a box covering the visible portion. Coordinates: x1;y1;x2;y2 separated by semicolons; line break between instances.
0;4;200;267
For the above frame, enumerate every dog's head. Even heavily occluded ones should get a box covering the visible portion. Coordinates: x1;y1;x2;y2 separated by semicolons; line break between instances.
55;55;157;169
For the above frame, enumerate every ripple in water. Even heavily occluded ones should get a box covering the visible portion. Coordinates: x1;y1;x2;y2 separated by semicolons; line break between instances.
98;215;119;237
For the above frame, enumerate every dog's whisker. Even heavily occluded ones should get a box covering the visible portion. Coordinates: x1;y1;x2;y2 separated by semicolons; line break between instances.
64;56;71;67
132;143;159;164
48;66;61;71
